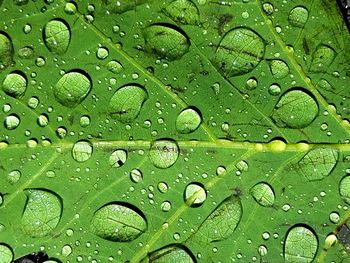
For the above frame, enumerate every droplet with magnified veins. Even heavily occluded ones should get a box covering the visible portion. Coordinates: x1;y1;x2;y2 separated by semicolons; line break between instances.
149;140;179;169
44;19;70;54
176;107;202;133
2;71;27;98
250;182;275;207
0;32;13;70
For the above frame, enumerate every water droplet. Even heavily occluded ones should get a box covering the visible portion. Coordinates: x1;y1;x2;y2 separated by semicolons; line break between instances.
284;225;318;263
96;47;109;60
0;243;13;263
109;149;127;167
79;115;90;127
149;140;179;169
4;114;20;130
18;46;34;59
194;195;242;243
0;32;14;70
250;182;275;207
7;170;21;184
271;89;318;129
2;71;27;98
130;169;143;183
245;77;258;90
109;84;148;122
258;245;268;256
158;182;168;193
268;59;289;79
54;71;91;107
143;24;190;60
72;140;93;162
23;23;32;34
176;107;202;134
309;45;336;73
262;2;274;15
184;183;206;207
140;244;196;263
37;114;49;127
339;175;350;204
28;96;39;109
297;148;338;181
161;201;172;212
64;2;77;14
35;56;46;67
91;202;147;242
107;60;123;74
163;0;199;25
288;6;309;27
44;19;71;54
21;189;62;237
214;27;265;77
268;83;281;96
329;212;340;224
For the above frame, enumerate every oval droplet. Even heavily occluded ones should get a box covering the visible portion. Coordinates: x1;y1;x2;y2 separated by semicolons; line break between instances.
297;148;338;181
262;2;274;15
21;189;62;237
284;225;318;263
340;176;350;204
176;107;202;134
0;243;13;263
214;27;265;77
0;32;13;70
250;182;275;207
140;244;196;263
72;140;93;162
91;202;147;242
288;6;309;28
130;169;143;183
184;182;206;207
44;19;70;54
18;46;34;59
163;0;199;25
109;149;127;167
309;45;336;73
109;84;148;123
2;71;27;98
107;60;123;74
143;24;190;60
268;59;289;79
4;114;20;130
54;71;91;107
194;195;242;243
149;140;179;169
271;89;318;129
7;170;21;184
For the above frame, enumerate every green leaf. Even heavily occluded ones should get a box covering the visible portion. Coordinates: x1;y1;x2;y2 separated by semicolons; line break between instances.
0;0;350;262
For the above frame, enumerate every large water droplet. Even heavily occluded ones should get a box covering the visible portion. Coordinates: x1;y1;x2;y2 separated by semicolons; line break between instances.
339;176;350;204
7;170;21;184
143;24;190;60
271;89;318;129
44;19;70;54
214;27;265;77
184;182;206;207
91;202;147;242
250;182;275;207
4;114;20;130
2;71;27;98
297;148;338;181
72;140;93;162
0;32;13;70
109;84;148;122
284;225;318;263
163;0;199;25
107;60;123;74
0;243;13;263
109;149;127;167
149;140;179;169
309;45;336;73
21;189;62;237
268;59;289;79
194;195;242;243
140;244;196;263
54;71;91;107
176;107;202;134
288;6;309;28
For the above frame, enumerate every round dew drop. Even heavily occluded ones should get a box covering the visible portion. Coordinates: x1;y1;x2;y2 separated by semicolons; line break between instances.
2;72;27;98
72;141;93;162
4;114;20;130
176;108;202;133
109;149;127;167
149;140;179;169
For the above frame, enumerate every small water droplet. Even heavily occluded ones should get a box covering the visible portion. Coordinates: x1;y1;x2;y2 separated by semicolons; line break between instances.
245;77;258;90
72;140;93;162
268;59;289;79
61;244;72;257
64;2;77;14
250;182;275;207
107;60;123;74
268;83;281;96
161;201;172;212
130;169;142;183
288;6;309;27
4;114;20;130
262;2;274;15
18;46;34;59
7;170;21;184
96;47;109;60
